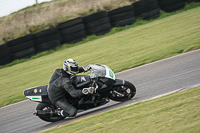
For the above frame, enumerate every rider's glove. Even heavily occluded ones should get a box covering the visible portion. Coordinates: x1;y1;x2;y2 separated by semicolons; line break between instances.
82;65;91;72
82;87;95;95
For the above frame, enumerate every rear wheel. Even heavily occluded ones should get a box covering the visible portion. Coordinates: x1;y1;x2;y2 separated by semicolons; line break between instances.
108;81;136;101
36;103;66;122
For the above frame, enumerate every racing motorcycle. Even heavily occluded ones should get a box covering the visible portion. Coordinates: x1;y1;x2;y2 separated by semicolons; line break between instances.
24;64;136;122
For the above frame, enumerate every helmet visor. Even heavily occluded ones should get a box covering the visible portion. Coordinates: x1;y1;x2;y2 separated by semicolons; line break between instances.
70;66;78;73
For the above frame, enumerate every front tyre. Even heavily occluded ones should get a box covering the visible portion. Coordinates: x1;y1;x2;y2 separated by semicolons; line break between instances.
108;80;136;101
36;103;65;122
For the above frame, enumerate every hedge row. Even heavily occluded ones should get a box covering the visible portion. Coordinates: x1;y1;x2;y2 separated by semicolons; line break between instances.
0;0;196;65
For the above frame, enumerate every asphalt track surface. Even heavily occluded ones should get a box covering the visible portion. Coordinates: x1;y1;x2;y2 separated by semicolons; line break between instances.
0;49;200;133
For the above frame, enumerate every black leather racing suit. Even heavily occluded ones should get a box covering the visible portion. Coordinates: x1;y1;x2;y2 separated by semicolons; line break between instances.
47;67;85;117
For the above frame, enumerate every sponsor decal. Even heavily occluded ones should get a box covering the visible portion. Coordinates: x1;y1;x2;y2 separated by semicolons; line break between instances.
27;96;42;101
81;76;86;82
32;97;39;99
109;70;113;78
34;89;37;93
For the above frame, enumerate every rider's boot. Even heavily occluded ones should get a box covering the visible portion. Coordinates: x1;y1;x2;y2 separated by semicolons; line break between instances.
55;109;69;117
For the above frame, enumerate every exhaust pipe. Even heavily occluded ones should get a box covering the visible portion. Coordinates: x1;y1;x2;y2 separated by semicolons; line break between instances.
33;110;55;116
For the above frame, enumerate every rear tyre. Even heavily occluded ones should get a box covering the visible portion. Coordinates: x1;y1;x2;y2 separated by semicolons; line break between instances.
36;103;66;122
108;81;136;101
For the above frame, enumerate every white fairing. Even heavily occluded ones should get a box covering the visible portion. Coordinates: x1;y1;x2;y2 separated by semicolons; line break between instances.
89;64;115;80
102;65;115;80
26;96;42;102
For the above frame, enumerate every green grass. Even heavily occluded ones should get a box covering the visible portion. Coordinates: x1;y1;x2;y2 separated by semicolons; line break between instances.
0;6;200;107
42;86;200;133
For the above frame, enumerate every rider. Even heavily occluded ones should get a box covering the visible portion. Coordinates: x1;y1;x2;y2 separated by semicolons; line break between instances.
47;59;90;117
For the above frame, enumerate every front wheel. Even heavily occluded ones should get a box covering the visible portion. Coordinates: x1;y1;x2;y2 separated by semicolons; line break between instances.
108;80;136;101
36;103;66;122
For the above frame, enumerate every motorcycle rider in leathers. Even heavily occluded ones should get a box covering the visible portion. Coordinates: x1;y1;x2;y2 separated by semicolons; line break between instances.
47;59;90;117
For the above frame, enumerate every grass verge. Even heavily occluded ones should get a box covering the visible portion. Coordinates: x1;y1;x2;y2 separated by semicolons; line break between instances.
0;6;200;107
42;86;200;133
0;0;134;44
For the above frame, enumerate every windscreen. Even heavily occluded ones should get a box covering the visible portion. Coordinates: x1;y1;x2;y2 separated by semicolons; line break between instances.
89;64;106;78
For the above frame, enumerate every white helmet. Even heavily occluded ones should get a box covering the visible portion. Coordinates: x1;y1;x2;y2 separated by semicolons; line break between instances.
63;59;79;75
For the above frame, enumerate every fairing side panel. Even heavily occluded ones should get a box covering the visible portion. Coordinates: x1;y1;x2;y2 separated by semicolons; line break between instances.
113;79;125;86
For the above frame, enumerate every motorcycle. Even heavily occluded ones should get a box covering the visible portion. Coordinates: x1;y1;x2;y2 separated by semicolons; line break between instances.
24;64;136;122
